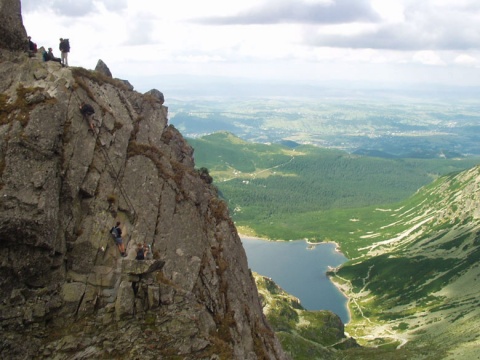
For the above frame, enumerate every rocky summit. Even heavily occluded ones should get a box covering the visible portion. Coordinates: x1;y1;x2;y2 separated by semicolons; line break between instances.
0;2;289;359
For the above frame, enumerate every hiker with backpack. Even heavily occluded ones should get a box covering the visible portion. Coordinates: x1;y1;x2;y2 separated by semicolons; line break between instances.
59;38;70;67
110;222;127;257
79;102;96;133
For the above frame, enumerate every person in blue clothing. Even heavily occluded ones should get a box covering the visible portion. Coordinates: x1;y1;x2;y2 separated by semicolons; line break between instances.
110;222;126;257
135;243;145;260
135;243;149;260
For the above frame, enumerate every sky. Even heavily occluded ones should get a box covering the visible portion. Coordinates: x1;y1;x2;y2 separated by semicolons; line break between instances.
21;0;480;93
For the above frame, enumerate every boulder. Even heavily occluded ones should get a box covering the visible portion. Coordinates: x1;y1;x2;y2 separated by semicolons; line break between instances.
95;59;112;78
144;88;164;104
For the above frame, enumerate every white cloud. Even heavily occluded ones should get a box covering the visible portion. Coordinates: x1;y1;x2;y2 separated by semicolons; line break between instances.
454;54;479;66
412;51;445;66
21;0;480;90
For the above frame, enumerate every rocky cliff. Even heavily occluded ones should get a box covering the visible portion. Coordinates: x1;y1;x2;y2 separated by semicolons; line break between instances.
0;0;27;51
0;5;290;359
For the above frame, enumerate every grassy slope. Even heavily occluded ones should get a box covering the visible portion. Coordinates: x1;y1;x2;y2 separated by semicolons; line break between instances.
189;132;480;244
330;167;480;359
190;133;480;359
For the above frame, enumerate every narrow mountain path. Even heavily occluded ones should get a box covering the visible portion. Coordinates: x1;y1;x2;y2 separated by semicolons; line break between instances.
334;271;410;349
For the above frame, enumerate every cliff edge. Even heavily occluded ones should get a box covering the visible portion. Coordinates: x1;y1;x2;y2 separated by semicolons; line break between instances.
0;3;290;359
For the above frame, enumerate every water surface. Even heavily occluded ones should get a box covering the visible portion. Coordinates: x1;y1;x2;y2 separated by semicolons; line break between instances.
242;237;349;323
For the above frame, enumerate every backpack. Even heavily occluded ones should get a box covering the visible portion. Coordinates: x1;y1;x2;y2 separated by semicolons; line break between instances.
136;247;145;260
42;51;48;62
110;226;119;238
61;39;70;52
80;103;95;117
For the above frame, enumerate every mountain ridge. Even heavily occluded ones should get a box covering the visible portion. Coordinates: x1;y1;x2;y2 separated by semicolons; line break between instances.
0;2;290;358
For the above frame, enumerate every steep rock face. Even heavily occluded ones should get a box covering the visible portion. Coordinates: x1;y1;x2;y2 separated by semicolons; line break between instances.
0;0;27;51
0;53;289;359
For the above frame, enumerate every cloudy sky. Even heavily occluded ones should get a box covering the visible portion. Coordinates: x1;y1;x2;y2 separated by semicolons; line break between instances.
22;0;480;92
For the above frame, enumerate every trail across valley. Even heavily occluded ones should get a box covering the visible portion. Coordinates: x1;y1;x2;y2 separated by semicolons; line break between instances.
221;156;295;182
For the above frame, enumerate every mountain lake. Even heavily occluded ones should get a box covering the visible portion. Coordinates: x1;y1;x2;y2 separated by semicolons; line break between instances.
241;236;350;324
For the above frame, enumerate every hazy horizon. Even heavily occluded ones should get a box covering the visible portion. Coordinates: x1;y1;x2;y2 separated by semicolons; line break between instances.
22;0;480;94
134;74;480;102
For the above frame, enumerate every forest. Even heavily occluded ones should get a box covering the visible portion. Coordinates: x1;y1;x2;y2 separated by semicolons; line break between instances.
188;132;480;240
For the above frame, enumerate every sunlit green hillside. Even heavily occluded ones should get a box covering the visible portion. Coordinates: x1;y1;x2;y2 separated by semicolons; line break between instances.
188;132;480;241
191;132;480;359
330;166;480;359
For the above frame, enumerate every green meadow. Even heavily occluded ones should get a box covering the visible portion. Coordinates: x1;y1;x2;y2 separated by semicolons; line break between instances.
188;131;480;255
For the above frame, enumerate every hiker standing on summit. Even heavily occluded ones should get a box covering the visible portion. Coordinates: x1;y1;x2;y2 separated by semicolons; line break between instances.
59;38;69;67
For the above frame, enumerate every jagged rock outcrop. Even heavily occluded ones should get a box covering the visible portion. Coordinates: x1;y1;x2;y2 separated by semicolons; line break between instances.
95;59;113;78
145;88;165;105
94;59;134;91
0;0;27;51
0;6;290;359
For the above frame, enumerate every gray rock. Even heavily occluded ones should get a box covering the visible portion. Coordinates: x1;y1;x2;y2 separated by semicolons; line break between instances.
0;0;27;51
144;88;164;104
0;5;291;358
94;59;112;78
147;285;160;309
62;282;86;303
116;78;134;91
121;259;165;275
115;280;134;320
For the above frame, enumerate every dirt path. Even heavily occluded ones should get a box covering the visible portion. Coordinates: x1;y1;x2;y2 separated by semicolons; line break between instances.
333;271;409;349
221;156;295;182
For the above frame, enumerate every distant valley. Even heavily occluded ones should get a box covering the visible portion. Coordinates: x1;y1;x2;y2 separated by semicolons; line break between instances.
188;131;480;358
174;96;480;359
169;96;480;158
188;131;479;241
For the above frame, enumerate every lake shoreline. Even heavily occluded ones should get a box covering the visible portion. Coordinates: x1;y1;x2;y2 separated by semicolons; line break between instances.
240;233;352;323
328;273;353;325
239;234;347;256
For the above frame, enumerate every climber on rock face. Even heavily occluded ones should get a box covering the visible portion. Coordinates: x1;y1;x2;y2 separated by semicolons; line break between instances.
110;221;126;257
135;243;147;260
79;102;96;133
